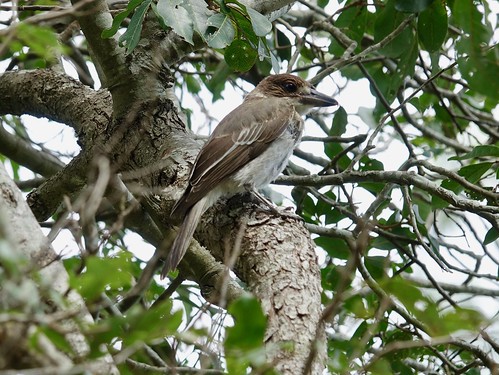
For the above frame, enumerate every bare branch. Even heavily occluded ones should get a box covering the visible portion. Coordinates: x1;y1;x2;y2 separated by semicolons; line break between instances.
0;124;64;177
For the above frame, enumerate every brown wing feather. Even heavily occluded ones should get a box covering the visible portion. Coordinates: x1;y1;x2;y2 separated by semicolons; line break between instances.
172;98;294;216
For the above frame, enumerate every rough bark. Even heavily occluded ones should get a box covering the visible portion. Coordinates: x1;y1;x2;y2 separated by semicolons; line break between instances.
240;214;325;375
190;199;325;374
0;164;118;374
0;70;112;139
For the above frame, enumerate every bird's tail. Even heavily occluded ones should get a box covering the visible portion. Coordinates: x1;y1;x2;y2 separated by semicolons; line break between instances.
161;197;207;278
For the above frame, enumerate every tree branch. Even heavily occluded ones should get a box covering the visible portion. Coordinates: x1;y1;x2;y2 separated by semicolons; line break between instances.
0;70;112;139
0;164;118;374
70;0;127;90
0;124;64;177
276;170;499;227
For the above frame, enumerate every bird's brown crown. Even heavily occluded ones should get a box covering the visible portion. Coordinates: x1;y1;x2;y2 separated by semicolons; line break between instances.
247;74;311;100
245;74;338;111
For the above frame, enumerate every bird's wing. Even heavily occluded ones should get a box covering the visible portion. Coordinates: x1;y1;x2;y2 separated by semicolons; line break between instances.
172;99;295;215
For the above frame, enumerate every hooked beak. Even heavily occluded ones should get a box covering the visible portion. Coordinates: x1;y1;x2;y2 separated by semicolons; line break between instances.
300;87;338;107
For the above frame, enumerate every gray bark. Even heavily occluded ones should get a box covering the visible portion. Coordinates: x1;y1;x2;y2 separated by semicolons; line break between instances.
0;164;118;374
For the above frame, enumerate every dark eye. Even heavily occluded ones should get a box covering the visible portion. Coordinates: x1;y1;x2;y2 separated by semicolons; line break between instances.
283;81;297;92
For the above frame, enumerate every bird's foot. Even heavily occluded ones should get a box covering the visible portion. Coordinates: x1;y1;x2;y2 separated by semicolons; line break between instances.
256;205;303;221
250;190;303;221
275;206;304;221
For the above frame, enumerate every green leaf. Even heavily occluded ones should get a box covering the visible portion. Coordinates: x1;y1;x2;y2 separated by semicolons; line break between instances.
182;0;214;38
184;74;201;93
369;358;393;375
359;156;386;195
345;297;371;318
374;0;413;58
322;264;353;292
382;277;424;310
430;191;449;209
433;162;494;210
453;2;499;101
439;307;484;334
458;162;493;183
230;8;258;45
206;62;232;101
351;320;369;342
299;46;315;62
371;236;395;251
334;4;369;45
315;191;337;219
206;13;236;49
431;163;492;209
417;0;447;52
39;327;74;355
330;106;348;136
269;45;280;73
156;0;194;45
246;7;272;36
224;39;258;72
359;181;386;196
449;145;499;160
360;156;384;171
324;208;347;225
119;0;152;53
315;237;350;259
226;295;266;350
391;30;418;98
123;303;182;345
315;192;348;225
365;256;387;280
324;142;352;170
428;235;440;257
383;278;460;336
395;0;434;13
16;24;63;61
70;254;134;301
276;29;292;61
483;227;499;246
101;0;144;38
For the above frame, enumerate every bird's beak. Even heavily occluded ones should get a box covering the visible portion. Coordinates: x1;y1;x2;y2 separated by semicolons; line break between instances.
300;87;338;107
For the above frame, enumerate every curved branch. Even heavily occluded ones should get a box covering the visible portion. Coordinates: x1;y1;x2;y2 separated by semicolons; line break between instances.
0;124;64;177
0;70;112;140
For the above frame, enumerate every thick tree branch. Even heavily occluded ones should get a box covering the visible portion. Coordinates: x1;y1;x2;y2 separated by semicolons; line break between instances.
191;199;325;374
0;164;118;374
70;0;127;90
0;124;64;177
0;70;111;137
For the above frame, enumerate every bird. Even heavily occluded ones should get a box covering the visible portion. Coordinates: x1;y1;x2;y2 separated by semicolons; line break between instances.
161;74;338;278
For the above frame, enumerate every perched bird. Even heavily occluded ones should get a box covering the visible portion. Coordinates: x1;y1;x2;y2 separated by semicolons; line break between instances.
161;74;337;277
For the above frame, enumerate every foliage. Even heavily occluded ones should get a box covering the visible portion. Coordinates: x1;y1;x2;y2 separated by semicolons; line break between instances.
0;0;498;374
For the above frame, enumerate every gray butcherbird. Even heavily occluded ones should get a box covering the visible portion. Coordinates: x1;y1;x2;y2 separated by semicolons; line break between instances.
161;74;338;278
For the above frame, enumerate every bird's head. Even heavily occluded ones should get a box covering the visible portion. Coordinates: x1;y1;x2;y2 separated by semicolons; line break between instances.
246;74;338;114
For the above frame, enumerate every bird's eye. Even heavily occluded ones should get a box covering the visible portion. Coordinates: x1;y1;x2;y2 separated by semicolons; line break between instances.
282;81;297;92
